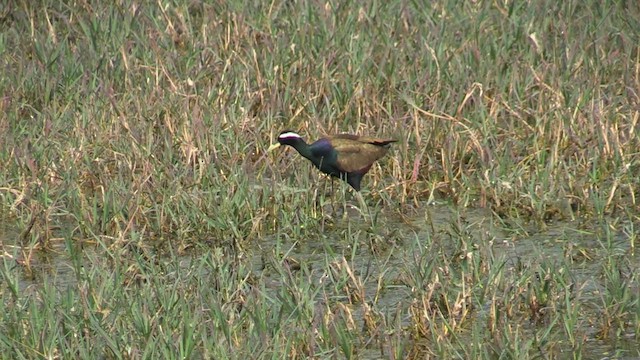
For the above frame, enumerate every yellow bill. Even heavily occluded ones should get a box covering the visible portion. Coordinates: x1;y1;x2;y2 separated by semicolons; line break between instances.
267;143;281;152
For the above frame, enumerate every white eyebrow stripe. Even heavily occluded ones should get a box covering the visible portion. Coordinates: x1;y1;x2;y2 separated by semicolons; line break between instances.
279;132;302;139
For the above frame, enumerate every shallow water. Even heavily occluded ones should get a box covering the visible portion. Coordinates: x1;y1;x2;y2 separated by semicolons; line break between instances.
2;203;638;358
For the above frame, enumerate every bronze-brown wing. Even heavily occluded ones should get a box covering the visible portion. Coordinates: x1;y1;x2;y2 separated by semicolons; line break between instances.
331;134;396;145
331;138;393;173
352;136;396;147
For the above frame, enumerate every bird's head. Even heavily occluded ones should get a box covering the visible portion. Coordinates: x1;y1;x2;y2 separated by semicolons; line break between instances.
268;131;304;151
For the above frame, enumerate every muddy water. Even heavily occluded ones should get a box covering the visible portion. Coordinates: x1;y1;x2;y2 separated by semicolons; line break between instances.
2;204;638;357
255;203;639;357
0;219;78;292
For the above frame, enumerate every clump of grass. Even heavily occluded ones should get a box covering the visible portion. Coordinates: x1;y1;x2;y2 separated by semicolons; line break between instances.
1;0;639;358
2;0;639;241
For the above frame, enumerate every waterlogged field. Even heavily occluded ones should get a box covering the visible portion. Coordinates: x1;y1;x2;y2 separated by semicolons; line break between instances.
1;0;639;358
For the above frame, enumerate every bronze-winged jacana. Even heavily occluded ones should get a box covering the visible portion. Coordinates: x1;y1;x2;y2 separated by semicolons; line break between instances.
268;131;396;191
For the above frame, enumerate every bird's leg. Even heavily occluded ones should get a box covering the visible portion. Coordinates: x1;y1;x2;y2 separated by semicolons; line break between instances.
354;191;371;220
318;185;325;232
339;175;351;219
331;178;337;216
317;177;328;220
312;186;319;218
341;181;349;219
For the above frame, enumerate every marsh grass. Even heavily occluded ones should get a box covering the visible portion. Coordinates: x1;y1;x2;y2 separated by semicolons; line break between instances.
1;0;639;358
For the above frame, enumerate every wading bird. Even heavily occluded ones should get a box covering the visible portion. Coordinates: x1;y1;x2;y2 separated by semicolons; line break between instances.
268;131;396;191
